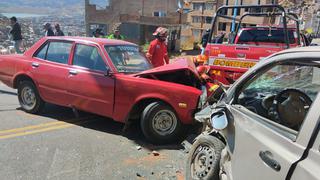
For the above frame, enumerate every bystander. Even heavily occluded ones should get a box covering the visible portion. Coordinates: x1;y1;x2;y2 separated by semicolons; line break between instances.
9;16;23;54
54;23;64;36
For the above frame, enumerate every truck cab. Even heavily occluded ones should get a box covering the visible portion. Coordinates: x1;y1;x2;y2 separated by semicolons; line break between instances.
197;5;303;85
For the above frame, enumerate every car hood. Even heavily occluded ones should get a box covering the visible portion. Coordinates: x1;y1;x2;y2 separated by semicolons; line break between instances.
134;58;199;77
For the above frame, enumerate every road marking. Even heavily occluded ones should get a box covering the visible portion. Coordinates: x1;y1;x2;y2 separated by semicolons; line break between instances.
0;116;96;140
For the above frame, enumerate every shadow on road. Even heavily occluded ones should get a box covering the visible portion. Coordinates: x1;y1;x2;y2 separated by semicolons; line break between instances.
28;103;195;151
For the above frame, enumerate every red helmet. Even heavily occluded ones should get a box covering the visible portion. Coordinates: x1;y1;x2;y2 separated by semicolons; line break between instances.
153;27;168;37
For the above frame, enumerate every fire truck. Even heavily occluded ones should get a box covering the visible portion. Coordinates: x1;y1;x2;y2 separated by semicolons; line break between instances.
196;5;307;85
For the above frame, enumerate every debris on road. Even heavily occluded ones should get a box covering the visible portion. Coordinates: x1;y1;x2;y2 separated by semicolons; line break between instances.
152;150;160;156
136;146;142;150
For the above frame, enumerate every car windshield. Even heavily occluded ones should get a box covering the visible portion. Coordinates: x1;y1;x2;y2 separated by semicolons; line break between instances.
238;29;296;44
243;64;320;100
105;45;152;73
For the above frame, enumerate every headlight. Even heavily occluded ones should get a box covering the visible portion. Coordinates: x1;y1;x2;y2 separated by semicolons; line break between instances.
198;85;207;108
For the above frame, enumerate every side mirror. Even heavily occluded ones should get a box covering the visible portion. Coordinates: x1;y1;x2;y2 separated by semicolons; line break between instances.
211;110;228;130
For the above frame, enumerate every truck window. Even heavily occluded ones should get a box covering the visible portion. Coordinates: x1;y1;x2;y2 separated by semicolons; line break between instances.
238;29;296;44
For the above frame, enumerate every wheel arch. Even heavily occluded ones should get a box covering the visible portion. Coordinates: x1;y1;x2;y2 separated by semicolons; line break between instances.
127;98;178;124
208;131;227;145
13;74;36;89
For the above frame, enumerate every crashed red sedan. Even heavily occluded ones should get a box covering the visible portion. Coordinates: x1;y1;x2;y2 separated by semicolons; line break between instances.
0;37;206;144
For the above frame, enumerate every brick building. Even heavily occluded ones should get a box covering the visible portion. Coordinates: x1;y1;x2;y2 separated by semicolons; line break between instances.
181;0;278;49
85;0;187;50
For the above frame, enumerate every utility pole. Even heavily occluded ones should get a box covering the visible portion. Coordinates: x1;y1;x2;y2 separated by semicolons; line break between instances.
142;0;144;16
231;0;239;32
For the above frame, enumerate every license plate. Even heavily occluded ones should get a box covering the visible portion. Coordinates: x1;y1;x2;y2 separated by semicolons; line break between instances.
213;59;256;68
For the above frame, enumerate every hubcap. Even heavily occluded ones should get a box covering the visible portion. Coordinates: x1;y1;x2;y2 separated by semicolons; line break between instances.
152;110;177;136
21;86;36;110
191;145;215;179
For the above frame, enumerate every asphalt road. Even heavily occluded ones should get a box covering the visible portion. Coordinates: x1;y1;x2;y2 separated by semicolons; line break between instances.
0;82;188;180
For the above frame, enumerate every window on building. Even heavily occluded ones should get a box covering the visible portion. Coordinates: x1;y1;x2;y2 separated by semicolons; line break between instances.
153;11;166;17
218;22;227;31
206;2;214;10
240;0;243;5
192;16;202;23
257;0;261;5
192;29;201;38
205;16;213;24
193;3;203;11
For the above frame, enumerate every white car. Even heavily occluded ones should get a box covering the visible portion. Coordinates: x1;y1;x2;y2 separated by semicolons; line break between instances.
186;47;320;180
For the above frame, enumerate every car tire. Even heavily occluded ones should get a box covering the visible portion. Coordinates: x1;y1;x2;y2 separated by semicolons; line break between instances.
140;102;183;144
186;135;225;180
18;81;45;114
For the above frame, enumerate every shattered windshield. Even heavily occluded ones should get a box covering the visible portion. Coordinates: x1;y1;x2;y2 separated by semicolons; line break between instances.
105;45;152;73
244;64;320;100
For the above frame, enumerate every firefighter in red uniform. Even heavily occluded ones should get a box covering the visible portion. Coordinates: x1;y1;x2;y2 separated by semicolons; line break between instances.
146;27;169;67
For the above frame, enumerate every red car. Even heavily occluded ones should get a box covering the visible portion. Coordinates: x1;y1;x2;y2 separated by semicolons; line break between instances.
0;37;206;144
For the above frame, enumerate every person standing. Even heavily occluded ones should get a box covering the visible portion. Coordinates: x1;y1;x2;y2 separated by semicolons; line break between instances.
43;23;54;36
200;29;210;55
54;23;64;36
107;27;125;40
9;16;23;54
146;27;169;68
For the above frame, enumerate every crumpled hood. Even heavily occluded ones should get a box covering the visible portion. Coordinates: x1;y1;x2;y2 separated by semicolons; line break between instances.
134;58;199;77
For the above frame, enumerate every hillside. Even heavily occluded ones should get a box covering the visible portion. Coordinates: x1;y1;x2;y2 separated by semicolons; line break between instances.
0;0;84;16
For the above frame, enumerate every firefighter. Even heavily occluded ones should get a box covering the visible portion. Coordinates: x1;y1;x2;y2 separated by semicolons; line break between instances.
146;27;169;67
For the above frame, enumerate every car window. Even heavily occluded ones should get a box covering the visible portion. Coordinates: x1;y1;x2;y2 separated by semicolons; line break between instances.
236;61;320;133
238;29;296;44
34;43;49;59
73;44;107;71
105;45;151;73
46;41;72;64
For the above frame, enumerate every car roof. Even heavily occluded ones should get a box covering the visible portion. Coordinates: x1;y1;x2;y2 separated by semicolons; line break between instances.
272;46;320;56
44;36;137;46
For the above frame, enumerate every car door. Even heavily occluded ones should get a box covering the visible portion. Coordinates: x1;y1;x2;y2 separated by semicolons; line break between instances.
32;40;73;106
67;43;115;117
290;102;320;180
227;59;320;180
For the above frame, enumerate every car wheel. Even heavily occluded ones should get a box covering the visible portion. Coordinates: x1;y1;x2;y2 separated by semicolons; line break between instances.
186;135;225;180
140;102;182;144
18;81;45;114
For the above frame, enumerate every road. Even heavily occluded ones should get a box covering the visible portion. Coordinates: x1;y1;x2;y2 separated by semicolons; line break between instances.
0;82;188;180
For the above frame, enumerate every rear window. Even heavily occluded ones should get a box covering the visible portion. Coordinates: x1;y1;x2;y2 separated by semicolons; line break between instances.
238;29;296;44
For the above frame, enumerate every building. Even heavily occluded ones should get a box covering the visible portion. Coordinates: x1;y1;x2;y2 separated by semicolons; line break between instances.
181;0;279;49
85;0;187;50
